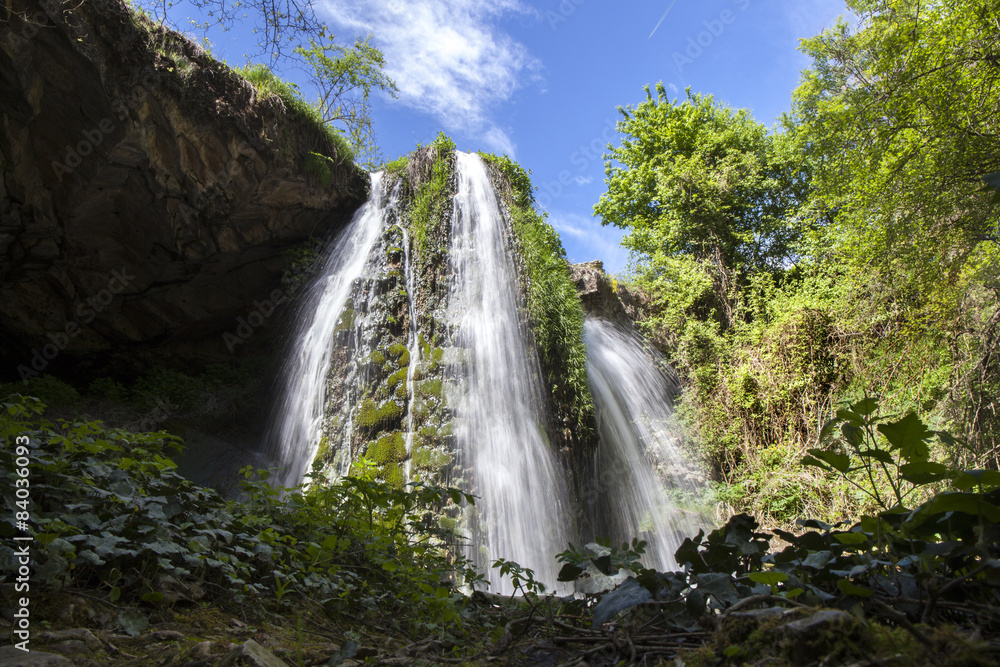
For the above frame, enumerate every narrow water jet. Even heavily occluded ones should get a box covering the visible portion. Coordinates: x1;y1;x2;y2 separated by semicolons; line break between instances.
264;173;393;488
446;152;571;594
583;317;700;571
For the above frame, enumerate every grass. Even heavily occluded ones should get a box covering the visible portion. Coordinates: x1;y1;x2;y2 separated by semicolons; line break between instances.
237;63;355;165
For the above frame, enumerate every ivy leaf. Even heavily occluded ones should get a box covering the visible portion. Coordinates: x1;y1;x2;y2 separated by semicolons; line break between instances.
748;571;788;586
837;579;873;598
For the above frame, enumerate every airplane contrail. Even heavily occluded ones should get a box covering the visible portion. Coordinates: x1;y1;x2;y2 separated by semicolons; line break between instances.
648;0;679;39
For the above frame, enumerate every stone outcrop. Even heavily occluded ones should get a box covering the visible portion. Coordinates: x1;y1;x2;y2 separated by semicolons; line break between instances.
0;0;368;379
570;260;678;355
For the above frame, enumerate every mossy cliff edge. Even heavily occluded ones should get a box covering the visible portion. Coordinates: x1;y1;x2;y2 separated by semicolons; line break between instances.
0;0;368;379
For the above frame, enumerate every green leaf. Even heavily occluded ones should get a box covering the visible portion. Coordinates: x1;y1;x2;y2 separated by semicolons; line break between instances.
836;409;865;425
899;461;950;486
381;561;398;572
877;412;931;462
852;397;880;416
833;532;869;545
841;423;864;448
748;571;788;586
110;586;121;603
953;470;1000;490
805;448;850;473
857;448;894;465
907;492;1000;525
818;417;842;443
140;591;164;603
837;579;873;598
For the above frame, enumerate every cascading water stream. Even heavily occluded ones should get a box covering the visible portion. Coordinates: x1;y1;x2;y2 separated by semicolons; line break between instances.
400;227;421;481
264;172;392;488
583;317;700;571
446;152;571;594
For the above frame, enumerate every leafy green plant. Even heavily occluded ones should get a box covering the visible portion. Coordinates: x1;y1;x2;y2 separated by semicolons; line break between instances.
803;397;962;510
0;394;483;634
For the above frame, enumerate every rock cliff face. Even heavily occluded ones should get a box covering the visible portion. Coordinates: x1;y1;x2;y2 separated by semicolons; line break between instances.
0;0;368;380
570;260;675;353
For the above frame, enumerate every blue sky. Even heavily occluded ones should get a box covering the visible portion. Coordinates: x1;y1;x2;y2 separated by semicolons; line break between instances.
163;0;849;273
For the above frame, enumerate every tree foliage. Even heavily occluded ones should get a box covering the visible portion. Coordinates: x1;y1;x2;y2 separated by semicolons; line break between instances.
296;36;398;167
789;0;1000;277
596;85;807;279
600;1;1000;524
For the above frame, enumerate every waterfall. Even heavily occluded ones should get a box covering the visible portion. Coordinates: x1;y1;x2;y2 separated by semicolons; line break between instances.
446;152;571;594
583;317;699;571
264;172;392;489
263;155;701;594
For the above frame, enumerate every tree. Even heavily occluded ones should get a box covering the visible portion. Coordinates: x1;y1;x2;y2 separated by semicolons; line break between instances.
595;85;807;328
597;86;806;275
296;36;398;167
788;0;1000;279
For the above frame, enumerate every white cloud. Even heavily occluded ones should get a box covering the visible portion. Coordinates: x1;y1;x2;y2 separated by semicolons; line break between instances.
483;126;517;159
546;211;630;274
574;175;593;186
318;0;539;138
780;0;851;37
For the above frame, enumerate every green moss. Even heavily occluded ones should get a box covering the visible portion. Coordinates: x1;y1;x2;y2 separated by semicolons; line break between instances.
365;432;405;465
357;398;404;429
410;134;455;258
387;368;409;393
334;307;357;333
416;378;444;401
386;342;410;368
411;445;451;472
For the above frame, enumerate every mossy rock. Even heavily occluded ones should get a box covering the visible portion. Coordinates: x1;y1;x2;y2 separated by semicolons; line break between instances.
356;398;404;430
334;307;357;334
365;432;406;465
411;443;451;472
416;378;444;401
387;342;411;368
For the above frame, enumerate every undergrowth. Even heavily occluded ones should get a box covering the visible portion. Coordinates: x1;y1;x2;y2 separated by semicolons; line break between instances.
0;394;479;637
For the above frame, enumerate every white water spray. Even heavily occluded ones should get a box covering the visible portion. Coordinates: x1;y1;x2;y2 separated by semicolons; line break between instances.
446;152;571;594
265;173;392;488
584;317;699;571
